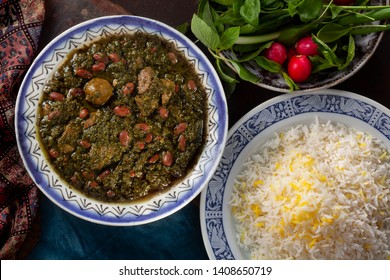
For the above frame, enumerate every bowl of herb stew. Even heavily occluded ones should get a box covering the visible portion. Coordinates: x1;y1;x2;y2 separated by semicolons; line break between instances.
191;0;390;92
15;16;228;226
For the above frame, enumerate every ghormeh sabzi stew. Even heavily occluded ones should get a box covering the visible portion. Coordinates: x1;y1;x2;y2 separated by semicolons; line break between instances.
37;32;207;202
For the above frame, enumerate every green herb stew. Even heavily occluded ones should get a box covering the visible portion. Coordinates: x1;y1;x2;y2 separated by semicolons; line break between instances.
37;32;207;202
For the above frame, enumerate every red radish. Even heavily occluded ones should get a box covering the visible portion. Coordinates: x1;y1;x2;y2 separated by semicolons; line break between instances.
287;55;312;83
287;48;297;60
295;36;319;56
264;42;287;65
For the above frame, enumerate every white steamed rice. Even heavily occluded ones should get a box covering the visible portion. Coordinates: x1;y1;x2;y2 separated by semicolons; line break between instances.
230;118;390;259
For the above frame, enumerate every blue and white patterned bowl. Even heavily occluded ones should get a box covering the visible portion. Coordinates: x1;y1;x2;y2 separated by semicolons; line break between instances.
200;89;390;259
222;0;388;93
15;15;228;226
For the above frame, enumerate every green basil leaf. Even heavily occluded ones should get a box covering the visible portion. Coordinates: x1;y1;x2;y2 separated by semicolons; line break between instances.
215;58;237;99
240;0;261;26
220;27;241;50
240;12;292;35
233;0;245;15
340;35;355;70
281;71;299;91
216;12;245;26
201;1;218;32
297;0;322;22
312;35;341;67
278;21;318;46
191;14;221;50
329;4;343;19
317;23;352;43
215;59;238;83
176;22;189;34
254;56;282;73
211;0;235;5
238;41;273;62
350;24;390;36
309;56;334;73
287;0;300;17
261;0;285;11
336;7;390;26
197;0;208;15
228;59;261;83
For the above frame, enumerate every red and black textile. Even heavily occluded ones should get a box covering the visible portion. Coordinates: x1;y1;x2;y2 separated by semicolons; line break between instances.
0;0;44;259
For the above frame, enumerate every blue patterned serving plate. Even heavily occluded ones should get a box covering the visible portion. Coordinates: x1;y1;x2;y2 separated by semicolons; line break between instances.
200;89;390;259
15;15;228;226
222;0;388;93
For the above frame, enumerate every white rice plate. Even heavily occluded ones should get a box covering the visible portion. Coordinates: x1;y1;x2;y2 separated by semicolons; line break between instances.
230;117;390;259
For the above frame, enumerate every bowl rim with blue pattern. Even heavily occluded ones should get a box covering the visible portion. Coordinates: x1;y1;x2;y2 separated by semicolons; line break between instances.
15;15;228;226
200;89;390;259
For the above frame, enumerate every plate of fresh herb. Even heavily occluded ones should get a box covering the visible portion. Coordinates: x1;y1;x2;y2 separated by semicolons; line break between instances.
191;0;390;92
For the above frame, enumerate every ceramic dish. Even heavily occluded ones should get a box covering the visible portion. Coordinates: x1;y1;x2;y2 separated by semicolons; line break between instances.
222;0;388;93
200;89;390;259
15;15;228;226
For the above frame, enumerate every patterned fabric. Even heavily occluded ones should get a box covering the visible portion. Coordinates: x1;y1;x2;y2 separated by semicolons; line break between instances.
0;0;44;259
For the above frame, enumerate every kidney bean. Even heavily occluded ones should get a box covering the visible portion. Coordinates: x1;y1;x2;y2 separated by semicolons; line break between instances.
108;53;121;63
135;123;150;132
148;154;160;164
178;135;186;152
92;62;106;72
69;87;84;97
167;52;178;64
174;83;180;93
49;148;59;158
119;130;130;147
123;83;134;95
75;68;93;79
123;82;135;95
174;122;187;135
82;170;95;180
106;190;116;198
158;107;169;119
187;79;197;91
88;180;98;189
135;141;145;150
79;139;91;149
97;169;111;181
162;151;173;167
145;133;153;143
129;170;136;178
93;52;109;63
79;108;89;119
113;105;131;117
48;109;61;120
149;46;157;54
49;92;65;101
